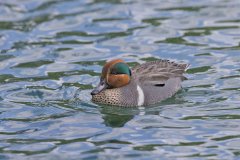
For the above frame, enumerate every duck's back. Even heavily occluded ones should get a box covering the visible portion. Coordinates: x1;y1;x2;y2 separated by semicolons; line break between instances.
131;60;189;106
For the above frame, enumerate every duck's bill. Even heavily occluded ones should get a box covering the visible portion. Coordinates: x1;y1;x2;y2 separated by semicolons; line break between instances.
91;80;108;95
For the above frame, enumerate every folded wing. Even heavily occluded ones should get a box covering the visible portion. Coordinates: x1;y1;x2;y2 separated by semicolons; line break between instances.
132;60;189;86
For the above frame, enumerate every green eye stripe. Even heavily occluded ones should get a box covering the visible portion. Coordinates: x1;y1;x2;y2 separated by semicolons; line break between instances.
111;62;131;76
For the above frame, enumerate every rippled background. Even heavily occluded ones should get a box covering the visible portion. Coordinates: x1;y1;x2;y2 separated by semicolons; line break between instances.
0;0;240;159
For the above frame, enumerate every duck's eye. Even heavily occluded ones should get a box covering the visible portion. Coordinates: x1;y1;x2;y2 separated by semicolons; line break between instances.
111;70;118;75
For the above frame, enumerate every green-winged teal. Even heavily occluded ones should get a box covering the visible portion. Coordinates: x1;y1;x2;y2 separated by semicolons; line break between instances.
91;59;189;107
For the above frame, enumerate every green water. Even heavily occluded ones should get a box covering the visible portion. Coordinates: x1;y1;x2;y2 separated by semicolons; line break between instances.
0;0;240;159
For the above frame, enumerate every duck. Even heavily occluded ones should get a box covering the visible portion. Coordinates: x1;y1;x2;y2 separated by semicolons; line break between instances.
91;59;189;107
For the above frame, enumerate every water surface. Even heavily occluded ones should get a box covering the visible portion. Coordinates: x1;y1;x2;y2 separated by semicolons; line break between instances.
0;0;240;159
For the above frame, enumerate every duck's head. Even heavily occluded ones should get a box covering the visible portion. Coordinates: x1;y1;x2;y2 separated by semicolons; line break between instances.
91;59;131;95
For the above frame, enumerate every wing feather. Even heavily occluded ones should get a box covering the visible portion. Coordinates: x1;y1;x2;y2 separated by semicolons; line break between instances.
131;60;189;85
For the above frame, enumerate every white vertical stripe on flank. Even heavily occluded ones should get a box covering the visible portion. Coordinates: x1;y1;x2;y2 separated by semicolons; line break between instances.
137;85;144;106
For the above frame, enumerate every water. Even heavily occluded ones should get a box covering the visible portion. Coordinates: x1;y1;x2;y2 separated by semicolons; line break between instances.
0;0;240;159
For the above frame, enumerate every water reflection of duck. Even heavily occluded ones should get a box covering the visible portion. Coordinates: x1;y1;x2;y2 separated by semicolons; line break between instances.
91;59;189;107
